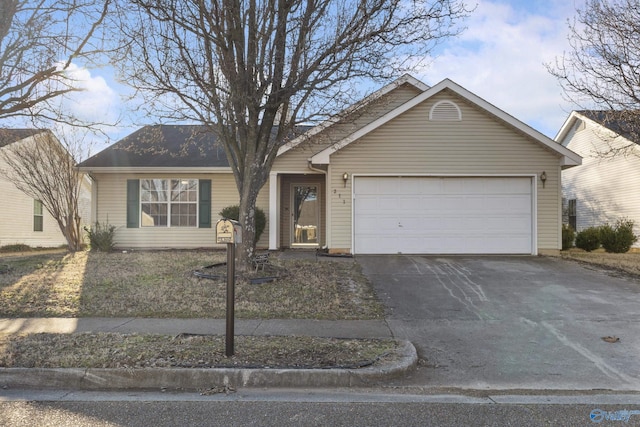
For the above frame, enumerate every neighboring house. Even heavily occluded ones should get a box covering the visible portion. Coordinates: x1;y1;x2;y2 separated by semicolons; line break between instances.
0;129;90;248
557;110;640;246
78;75;581;255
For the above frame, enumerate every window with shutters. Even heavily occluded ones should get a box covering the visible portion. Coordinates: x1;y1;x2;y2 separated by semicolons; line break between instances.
429;100;462;121
140;179;198;227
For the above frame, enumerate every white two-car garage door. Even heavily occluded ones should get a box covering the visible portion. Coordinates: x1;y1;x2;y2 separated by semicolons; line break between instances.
353;176;534;254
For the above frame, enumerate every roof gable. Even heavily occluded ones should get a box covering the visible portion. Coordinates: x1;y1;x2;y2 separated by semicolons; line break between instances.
276;74;429;157
311;78;582;168
556;110;640;148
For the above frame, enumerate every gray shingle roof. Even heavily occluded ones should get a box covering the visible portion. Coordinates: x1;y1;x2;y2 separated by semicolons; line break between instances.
79;125;229;168
0;129;46;148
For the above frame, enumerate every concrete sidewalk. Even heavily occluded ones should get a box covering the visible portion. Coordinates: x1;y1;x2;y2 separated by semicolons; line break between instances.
0;317;393;339
0;317;415;391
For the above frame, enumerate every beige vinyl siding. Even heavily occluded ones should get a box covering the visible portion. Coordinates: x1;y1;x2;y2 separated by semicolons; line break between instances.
93;172;270;249
0;174;67;248
274;83;422;171
562;120;640;246
328;90;562;252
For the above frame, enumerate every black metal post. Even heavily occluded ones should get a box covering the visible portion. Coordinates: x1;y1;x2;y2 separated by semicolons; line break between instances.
225;242;235;357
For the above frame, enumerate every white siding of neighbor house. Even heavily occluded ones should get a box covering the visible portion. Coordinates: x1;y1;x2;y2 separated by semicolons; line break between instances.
326;90;563;253
561;118;640;246
0;145;68;248
0;179;68;248
92;172;270;249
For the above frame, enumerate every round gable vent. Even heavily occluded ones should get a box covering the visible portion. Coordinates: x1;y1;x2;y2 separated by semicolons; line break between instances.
429;100;462;121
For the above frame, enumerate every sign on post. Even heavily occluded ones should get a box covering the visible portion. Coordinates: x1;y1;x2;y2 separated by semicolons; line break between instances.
216;219;242;244
216;219;242;357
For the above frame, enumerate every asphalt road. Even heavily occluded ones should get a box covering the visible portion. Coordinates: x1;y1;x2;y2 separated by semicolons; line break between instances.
2;389;640;427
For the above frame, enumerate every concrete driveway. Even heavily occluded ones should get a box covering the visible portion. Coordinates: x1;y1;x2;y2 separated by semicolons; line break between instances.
358;255;640;391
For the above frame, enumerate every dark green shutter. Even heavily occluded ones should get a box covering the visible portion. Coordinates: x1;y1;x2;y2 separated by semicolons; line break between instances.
126;179;140;228
199;179;211;228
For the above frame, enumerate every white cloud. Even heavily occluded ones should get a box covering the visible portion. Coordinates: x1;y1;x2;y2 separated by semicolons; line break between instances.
62;63;119;125
416;0;586;137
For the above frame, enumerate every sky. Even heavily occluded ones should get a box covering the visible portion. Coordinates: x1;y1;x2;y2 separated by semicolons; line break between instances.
55;0;587;150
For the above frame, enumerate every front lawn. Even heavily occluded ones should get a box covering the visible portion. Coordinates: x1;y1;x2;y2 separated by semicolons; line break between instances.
0;250;384;319
560;250;640;277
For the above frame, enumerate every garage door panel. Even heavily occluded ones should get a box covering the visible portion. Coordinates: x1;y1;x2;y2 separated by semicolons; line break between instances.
354;177;533;254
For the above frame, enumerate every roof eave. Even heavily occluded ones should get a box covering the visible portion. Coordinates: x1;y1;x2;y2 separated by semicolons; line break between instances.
77;166;233;174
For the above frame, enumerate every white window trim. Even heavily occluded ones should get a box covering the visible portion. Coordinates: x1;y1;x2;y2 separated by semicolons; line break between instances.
140;178;199;228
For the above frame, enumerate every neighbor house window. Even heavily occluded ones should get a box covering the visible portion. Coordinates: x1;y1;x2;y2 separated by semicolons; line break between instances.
568;199;577;231
140;179;198;227
33;199;43;232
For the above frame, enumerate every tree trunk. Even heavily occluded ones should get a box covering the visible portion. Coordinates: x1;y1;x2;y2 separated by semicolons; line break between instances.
57;216;82;252
236;175;262;272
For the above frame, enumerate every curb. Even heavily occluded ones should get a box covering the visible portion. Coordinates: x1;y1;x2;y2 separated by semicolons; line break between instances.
0;340;417;391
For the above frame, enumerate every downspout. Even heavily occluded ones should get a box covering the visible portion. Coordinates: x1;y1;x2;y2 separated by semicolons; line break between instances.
307;159;326;175
88;172;97;225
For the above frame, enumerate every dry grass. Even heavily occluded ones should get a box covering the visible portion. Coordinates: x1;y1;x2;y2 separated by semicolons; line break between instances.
0;250;390;370
560;249;640;277
0;250;384;319
0;332;398;369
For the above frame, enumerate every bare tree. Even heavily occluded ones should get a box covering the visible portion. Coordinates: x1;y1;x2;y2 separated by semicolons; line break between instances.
549;0;640;156
0;0;111;124
112;0;469;269
0;129;86;251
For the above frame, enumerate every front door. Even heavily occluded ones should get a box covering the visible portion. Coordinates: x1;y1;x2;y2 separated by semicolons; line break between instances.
292;184;319;246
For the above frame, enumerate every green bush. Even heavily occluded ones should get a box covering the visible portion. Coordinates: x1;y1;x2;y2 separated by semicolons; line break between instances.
599;218;638;253
0;244;32;253
575;227;601;252
561;224;575;250
84;221;116;252
219;205;266;244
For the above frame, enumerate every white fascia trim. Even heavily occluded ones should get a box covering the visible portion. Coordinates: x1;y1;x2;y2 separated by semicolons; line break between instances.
554;111;581;144
311;78;583;168
77;167;233;174
276;74;429;157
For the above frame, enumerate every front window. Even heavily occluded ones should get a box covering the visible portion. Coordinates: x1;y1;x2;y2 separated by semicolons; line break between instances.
140;179;198;227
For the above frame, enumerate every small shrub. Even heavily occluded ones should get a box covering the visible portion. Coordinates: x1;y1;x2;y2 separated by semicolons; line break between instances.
84;221;116;252
575;227;601;252
562;224;575;250
0;243;32;253
219;205;266;243
599;218;638;253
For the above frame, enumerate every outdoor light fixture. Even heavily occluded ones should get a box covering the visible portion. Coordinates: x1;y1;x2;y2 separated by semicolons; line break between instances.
342;172;349;187
540;171;547;188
